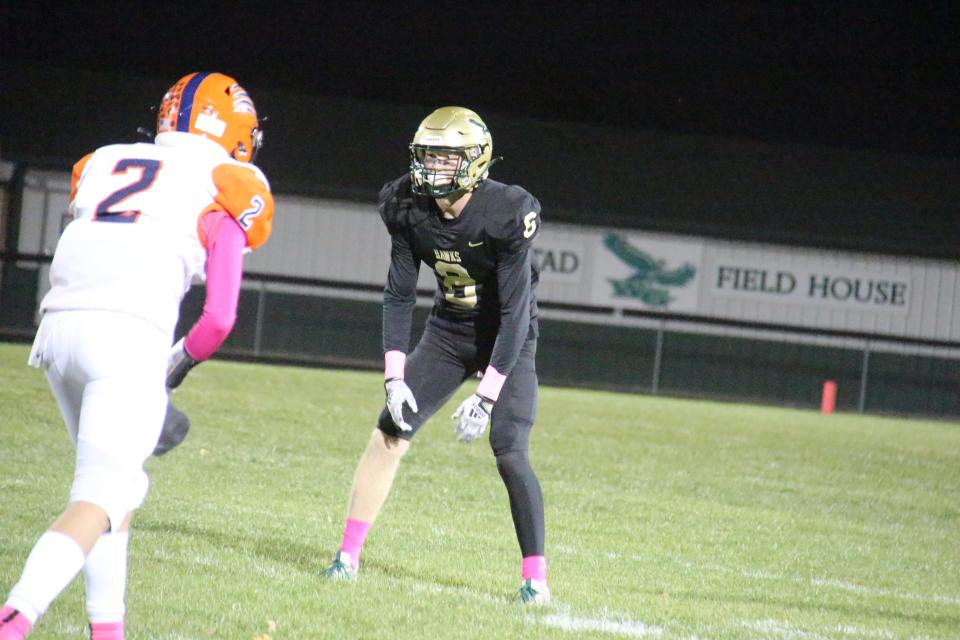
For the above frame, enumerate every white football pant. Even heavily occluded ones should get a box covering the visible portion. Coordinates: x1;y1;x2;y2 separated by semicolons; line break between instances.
29;310;169;530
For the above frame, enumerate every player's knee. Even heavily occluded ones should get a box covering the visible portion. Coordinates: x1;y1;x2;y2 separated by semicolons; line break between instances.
490;423;532;459
494;448;531;480
372;427;411;459
71;442;149;532
376;412;418;443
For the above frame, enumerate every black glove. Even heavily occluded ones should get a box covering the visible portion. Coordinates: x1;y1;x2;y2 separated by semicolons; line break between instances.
153;398;191;456
167;338;199;390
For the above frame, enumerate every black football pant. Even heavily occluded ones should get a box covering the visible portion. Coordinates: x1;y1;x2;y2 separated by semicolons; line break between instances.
377;319;545;557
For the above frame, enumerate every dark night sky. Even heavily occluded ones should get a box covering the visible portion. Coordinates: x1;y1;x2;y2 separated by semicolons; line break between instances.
2;1;958;157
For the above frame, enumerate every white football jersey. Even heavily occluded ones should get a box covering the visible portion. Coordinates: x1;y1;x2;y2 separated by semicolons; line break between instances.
40;132;274;336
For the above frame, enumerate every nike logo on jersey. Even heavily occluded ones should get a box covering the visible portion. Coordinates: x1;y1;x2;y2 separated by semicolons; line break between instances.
468;240;484;247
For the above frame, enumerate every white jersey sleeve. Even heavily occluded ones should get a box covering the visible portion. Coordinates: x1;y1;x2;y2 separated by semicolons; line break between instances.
40;133;273;337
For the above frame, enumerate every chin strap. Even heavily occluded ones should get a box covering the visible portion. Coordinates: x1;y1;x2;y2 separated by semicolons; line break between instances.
485;155;504;174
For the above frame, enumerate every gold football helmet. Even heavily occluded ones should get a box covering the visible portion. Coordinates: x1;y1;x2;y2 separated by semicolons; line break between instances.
409;106;493;197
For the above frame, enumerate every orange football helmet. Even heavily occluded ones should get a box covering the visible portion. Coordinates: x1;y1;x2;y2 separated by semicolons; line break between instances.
156;72;263;163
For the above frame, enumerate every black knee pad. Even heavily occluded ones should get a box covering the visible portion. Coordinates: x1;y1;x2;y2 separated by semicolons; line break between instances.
495;448;531;479
490;418;532;457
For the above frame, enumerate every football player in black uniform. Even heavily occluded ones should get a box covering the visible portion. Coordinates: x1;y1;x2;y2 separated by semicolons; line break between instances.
322;107;550;604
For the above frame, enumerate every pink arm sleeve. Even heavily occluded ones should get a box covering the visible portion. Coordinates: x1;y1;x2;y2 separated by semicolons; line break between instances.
183;212;246;361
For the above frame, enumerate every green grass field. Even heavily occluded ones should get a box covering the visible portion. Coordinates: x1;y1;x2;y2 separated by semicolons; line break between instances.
1;341;958;639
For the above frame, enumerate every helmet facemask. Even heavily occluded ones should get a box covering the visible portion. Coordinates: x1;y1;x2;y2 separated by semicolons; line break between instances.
236;126;264;163
409;143;488;197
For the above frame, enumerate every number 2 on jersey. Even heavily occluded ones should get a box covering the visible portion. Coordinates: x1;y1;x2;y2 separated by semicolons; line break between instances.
94;159;162;223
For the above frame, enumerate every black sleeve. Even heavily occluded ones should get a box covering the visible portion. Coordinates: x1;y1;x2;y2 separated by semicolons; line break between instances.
486;189;541;376
487;243;533;375
382;231;420;353
488;188;540;252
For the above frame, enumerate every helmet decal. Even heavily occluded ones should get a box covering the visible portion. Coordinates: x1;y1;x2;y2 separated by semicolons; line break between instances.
194;110;227;137
467;118;488;133
231;85;257;116
175;72;211;133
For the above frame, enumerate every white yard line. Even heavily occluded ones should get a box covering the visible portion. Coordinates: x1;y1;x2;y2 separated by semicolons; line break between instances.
807;576;960;607
532;610;665;638
409;578;671;638
736;567;960;606
673;557;960;607
827;624;897;639
741;618;936;640
743;619;830;640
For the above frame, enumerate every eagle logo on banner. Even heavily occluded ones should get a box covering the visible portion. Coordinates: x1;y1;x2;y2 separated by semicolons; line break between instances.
603;233;697;307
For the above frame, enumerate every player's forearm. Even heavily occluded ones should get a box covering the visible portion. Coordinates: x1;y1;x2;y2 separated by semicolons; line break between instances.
382;253;419;354
486;249;533;380
183;214;246;361
382;303;415;354
382;282;416;353
486;301;530;380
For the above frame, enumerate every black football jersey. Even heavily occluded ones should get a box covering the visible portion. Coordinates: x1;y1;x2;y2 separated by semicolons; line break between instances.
379;174;541;376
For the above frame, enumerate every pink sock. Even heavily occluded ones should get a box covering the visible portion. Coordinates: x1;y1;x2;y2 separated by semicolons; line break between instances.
339;519;371;559
90;621;124;640
522;555;547;582
0;606;33;640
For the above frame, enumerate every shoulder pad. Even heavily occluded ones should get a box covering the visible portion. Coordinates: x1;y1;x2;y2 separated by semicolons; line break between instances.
484;182;542;251
69;152;95;205
212;163;275;250
378;174;431;233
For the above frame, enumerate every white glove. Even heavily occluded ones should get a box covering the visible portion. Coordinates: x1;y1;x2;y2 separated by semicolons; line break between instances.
452;394;494;442
385;378;418;431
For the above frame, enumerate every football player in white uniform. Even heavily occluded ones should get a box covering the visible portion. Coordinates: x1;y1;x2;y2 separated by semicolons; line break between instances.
0;72;274;640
